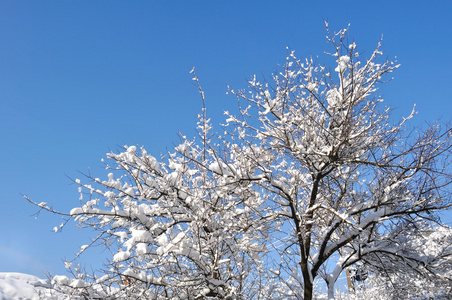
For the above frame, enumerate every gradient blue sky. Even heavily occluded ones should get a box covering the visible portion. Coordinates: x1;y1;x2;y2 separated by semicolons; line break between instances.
1;1;451;279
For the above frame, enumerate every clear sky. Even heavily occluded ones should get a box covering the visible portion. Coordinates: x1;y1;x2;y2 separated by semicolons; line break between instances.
0;1;451;279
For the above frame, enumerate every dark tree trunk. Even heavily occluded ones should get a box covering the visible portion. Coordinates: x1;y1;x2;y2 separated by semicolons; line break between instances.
303;279;313;300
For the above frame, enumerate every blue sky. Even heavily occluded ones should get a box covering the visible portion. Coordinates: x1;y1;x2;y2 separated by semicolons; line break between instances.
0;1;451;279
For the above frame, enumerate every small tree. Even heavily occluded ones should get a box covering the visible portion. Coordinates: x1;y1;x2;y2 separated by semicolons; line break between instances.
27;74;269;299
27;24;452;299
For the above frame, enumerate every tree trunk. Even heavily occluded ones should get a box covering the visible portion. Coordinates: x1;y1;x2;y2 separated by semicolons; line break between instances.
327;282;335;300
303;281;313;300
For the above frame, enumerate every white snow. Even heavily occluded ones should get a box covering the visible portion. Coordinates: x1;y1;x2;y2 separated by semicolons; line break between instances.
0;272;54;300
113;250;131;262
70;207;83;216
52;275;69;285
335;55;350;73
136;242;151;255
70;279;85;288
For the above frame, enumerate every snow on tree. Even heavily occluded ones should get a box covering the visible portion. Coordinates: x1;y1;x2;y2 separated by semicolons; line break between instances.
27;84;269;299
350;225;452;300
26;24;452;299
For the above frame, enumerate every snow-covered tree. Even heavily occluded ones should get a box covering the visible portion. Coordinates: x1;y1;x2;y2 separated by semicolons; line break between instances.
27;24;452;299
342;225;452;300
352;225;452;300
220;24;452;299
27;74;270;299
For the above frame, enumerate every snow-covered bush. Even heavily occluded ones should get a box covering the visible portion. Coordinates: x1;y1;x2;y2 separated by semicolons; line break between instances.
353;225;452;300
